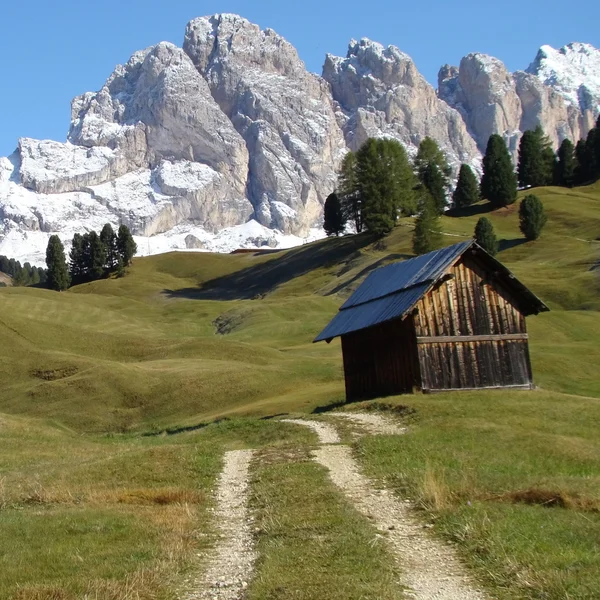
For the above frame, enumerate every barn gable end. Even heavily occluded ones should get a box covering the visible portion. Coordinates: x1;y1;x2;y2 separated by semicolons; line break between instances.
315;241;548;400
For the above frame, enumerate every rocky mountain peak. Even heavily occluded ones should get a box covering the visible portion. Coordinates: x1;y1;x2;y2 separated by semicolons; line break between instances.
526;42;600;114
1;14;599;265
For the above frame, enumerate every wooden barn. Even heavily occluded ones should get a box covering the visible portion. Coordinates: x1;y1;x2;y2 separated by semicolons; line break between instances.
315;241;549;400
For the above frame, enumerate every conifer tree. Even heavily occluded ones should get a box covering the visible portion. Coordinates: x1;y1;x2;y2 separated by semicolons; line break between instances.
69;233;85;283
474;217;499;256
323;193;346;236
517;127;554;188
452;164;480;209
519;194;547;241
555;139;576;187
414;137;451;214
117;225;137;266
45;235;70;291
86;231;107;279
412;193;442;255
355;138;416;236
574;139;590;184
100;223;119;269
481;134;518;207
338;151;363;233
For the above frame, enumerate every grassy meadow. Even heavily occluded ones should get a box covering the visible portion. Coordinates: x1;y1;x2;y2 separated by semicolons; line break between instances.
0;182;599;598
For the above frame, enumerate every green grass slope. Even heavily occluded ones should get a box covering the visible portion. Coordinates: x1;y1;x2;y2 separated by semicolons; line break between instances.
0;183;599;432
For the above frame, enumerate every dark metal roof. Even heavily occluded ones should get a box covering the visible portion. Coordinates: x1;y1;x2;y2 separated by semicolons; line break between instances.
314;240;549;343
314;282;431;342
340;241;472;309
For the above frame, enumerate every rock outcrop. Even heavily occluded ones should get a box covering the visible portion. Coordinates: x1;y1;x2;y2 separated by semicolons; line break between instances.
323;39;480;168
184;14;347;233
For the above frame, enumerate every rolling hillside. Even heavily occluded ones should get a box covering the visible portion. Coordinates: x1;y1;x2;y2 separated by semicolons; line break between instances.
1;183;599;432
1;183;599;600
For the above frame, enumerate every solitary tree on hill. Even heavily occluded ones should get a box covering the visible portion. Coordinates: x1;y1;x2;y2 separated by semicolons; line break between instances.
117;225;137;266
555;138;576;187
452;164;480;209
412;193;442;255
519;194;547;241
474;217;499;256
45;235;70;291
480;134;517;207
414;137;451;214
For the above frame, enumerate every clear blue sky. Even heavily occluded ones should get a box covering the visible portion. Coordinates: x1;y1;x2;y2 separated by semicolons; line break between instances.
1;0;598;156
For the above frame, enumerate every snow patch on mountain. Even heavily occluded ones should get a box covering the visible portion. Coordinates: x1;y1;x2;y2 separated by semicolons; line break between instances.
526;43;600;113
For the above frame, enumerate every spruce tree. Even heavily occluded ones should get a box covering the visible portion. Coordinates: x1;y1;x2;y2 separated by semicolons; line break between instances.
586;126;600;181
412;193;442;255
519;194;547;241
69;233;85;284
338;151;363;233
100;223;119;269
574;139;590;184
45;235;70;291
414;137;451;214
355;138;416;236
517;127;554;188
474;217;499;256
481;134;518;207
555;139;576;187
117;225;137;266
87;231;107;279
323;193;346;236
452;164;480;209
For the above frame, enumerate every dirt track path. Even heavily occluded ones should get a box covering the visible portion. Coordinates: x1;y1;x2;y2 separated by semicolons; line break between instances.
288;414;487;600
184;449;256;600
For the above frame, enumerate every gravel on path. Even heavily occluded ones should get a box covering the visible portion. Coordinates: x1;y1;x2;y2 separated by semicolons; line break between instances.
281;418;340;444
313;444;487;600
330;412;407;436
184;449;257;600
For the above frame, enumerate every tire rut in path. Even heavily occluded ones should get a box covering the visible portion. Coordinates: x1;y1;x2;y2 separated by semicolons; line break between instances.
283;417;487;600
329;412;407;436
184;449;256;600
280;418;340;444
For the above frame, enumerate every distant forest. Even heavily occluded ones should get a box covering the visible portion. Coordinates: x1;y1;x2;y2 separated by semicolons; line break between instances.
0;256;47;287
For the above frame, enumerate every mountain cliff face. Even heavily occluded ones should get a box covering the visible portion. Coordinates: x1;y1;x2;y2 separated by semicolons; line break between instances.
1;14;599;265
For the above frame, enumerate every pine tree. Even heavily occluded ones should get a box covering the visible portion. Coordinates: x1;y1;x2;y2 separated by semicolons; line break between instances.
519;194;547;241
474;217;499;256
355;138;417;236
452;164;480;209
555;139;576;187
100;223;119;270
412;193;442;255
117;225;137;266
338;152;363;233
517;127;554;188
323;193;346;236
481;134;518;207
45;235;70;291
574;139;590;184
87;231;108;279
586;126;600;181
414;137;451;214
69;233;85;283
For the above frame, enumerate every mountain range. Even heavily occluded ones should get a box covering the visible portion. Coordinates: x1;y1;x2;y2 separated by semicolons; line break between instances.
1;13;599;265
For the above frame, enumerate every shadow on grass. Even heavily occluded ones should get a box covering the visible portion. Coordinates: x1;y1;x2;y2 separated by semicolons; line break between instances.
499;238;528;252
446;202;495;218
163;233;377;301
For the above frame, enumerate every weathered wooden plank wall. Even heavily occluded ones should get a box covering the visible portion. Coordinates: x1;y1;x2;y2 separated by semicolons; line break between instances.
414;256;533;390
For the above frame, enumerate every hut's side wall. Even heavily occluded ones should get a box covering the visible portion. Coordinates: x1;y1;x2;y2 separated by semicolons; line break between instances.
414;256;533;390
341;317;419;401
